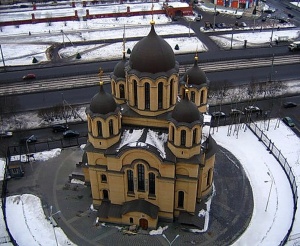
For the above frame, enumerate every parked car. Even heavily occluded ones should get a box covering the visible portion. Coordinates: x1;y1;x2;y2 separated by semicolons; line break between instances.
22;73;36;80
52;124;69;132
288;13;294;18
195;13;202;21
236;15;242;19
229;109;244;116
20;135;37;144
244;106;261;114
63;130;79;138
239;22;247;27
282;117;295;127
262;17;266;22
0;130;13;138
211;111;226;118
264;9;275;13
283;102;297;108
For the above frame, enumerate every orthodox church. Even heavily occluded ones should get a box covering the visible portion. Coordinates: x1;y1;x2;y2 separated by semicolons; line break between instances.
83;19;217;230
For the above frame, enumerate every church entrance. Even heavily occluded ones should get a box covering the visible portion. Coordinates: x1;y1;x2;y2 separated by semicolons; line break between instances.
139;218;148;230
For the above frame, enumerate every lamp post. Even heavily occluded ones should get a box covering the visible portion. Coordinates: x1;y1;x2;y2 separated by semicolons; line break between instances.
265;172;274;212
213;5;216;31
49;205;61;246
162;234;179;246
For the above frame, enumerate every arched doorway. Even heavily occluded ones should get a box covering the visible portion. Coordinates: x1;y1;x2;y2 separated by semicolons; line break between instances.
139;218;148;230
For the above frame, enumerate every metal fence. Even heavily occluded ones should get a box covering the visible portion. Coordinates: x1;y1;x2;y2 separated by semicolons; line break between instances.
247;120;298;245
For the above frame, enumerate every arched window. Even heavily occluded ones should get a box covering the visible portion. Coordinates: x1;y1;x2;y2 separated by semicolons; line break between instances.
134;80;138;106
169;79;173;106
130;217;133;224
191;91;196;103
149;173;155;195
178;191;184;208
137;164;145;191
200;90;205;104
158;82;163;109
127;170;134;193
145;82;150;110
97;121;103;137
120;84;125;99
109;119;114;135
169;126;174;141
103;190;109;200
193;128;197;144
101;174;107;183
180;130;186;146
207;168;213;186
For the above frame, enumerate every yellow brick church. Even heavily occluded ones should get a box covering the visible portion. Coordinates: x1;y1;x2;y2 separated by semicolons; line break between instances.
83;20;217;230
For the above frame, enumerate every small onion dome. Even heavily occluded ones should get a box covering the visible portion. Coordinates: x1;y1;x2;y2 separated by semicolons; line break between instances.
90;82;117;114
129;21;175;74
182;55;207;85
172;90;203;124
113;52;126;78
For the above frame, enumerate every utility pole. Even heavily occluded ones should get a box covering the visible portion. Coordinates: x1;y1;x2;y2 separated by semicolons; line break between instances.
0;44;6;70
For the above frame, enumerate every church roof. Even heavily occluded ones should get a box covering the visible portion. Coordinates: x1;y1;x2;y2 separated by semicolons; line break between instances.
182;55;207;86
89;82;117;114
112;52;126;79
128;22;176;74
171;93;203;124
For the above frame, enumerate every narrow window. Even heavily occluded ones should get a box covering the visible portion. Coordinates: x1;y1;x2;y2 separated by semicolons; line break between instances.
130;218;133;224
97;121;103;137
134;80;138;106
169;79;173;105
127;170;134;192
207;168;213;186
158;82;163;109
103;190;109;200
145;82;150;110
191;91;196;103
109;119;114;135
200;90;205;104
137;164;145;191
193;128;197;144
178;191;184;208
149;173;155;195
181;130;186;146
120;84;125;99
101;174;107;183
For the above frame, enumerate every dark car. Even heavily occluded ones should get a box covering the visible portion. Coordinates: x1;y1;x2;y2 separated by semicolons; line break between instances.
288;13;294;18
22;73;36;80
262;17;266;22
211;111;226;118
20;135;37;144
63;130;79;138
244;106;261;114
283;102;297;108
230;109;244;116
282;117;295;127
52;124;69;132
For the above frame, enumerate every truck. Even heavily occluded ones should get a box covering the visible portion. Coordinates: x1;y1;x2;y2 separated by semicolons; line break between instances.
288;41;300;51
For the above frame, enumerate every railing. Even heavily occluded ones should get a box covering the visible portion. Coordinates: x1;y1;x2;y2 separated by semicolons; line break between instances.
247;120;298;245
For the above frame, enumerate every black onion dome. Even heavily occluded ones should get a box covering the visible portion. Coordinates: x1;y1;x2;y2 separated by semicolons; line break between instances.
113;53;126;78
172;94;201;123
183;56;207;85
90;82;117;114
129;23;175;74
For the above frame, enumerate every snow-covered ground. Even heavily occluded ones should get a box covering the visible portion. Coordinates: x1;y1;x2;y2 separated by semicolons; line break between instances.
0;1;299;66
1;1;300;246
1;118;299;245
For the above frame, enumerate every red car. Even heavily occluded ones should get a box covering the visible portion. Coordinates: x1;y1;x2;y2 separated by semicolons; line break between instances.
22;73;36;80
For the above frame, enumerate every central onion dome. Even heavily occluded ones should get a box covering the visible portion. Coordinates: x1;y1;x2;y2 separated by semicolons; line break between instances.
172;90;203;124
90;82;117;114
129;21;176;74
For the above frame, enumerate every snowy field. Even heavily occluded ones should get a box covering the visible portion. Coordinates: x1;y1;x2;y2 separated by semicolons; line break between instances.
0;1;299;66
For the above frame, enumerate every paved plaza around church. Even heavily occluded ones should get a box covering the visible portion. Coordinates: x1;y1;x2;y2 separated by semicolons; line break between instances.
6;145;253;246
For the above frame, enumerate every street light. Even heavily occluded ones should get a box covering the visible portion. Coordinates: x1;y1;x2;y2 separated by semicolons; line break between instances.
162;234;179;246
265;171;274;212
49;205;61;246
